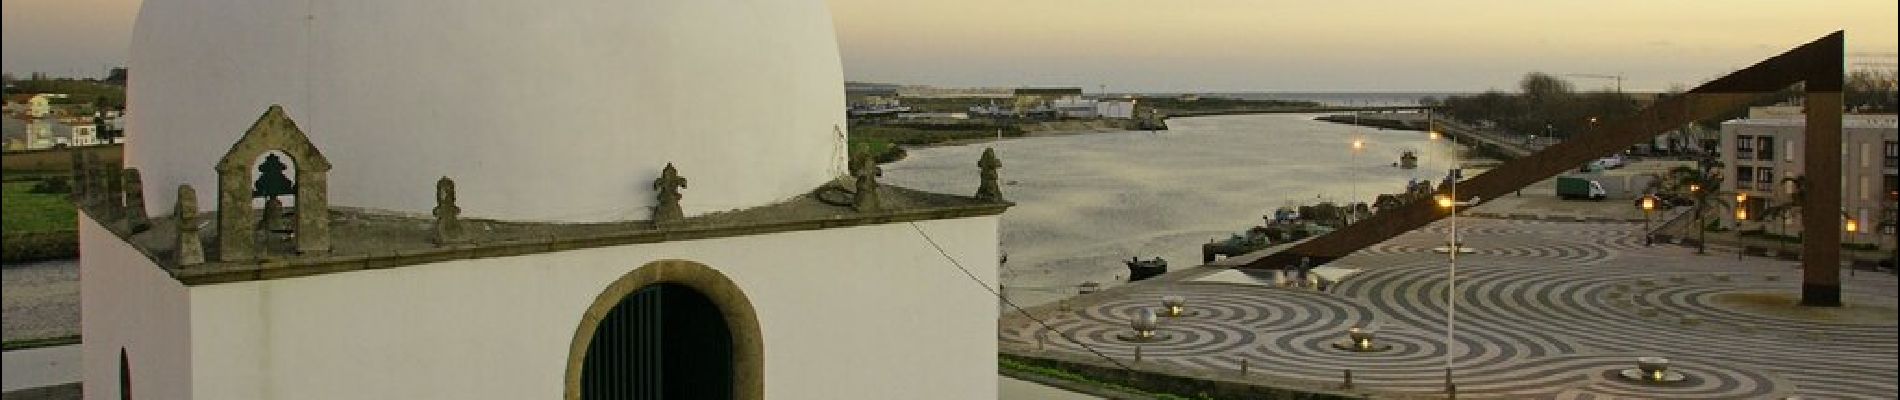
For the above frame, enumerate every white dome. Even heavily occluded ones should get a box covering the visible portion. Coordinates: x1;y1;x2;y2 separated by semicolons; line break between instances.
128;0;848;222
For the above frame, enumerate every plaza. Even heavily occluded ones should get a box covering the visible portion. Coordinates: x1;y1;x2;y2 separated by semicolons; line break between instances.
1001;216;1897;399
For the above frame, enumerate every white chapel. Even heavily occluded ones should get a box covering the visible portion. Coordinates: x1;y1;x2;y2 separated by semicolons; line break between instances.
80;0;1009;398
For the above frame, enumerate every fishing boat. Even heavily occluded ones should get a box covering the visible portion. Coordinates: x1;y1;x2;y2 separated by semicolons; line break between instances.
1125;257;1169;282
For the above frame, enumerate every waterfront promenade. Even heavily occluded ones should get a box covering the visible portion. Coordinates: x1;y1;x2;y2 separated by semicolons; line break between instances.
1001;216;1898;398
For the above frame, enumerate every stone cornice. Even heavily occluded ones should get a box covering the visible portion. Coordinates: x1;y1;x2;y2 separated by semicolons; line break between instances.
83;185;1010;286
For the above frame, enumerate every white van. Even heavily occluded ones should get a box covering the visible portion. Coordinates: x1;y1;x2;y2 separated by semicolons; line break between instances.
1592;154;1627;170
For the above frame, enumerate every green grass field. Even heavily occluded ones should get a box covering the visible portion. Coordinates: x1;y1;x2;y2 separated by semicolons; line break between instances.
2;177;75;234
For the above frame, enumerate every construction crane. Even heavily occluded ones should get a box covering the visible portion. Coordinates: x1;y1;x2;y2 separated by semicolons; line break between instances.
1564;73;1624;93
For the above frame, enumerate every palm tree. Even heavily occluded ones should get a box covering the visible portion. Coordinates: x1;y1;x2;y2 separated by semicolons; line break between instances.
1660;158;1731;254
1759;176;1807;254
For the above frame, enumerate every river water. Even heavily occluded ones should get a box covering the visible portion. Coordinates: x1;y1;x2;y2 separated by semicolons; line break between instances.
883;113;1468;307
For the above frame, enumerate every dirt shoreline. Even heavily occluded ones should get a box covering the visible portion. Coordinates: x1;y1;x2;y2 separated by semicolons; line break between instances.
907;120;1146;149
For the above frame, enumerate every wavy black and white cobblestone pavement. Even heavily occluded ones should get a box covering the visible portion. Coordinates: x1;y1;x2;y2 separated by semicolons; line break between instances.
1002;218;1897;399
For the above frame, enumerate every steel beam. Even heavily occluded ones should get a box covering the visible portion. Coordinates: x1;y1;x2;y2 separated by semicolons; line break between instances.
1250;32;1846;303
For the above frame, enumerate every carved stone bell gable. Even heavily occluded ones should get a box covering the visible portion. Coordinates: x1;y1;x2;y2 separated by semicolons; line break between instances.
215;105;332;261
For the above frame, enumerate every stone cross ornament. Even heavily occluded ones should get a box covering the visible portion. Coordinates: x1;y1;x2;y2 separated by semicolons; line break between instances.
976;147;1003;201
175;185;204;266
852;151;881;212
652;163;688;224
432;176;466;244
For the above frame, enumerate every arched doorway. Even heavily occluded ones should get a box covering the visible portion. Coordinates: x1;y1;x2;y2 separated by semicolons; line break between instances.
566;260;763;400
582;283;730;399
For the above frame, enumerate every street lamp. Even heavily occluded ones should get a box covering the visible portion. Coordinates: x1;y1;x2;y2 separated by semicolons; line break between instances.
1350;138;1366;223
1641;195;1656;246
1433;195;1478;254
1434;184;1478;398
1845;214;1861;276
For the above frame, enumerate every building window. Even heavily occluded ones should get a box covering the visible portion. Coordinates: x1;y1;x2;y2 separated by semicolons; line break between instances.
1885;174;1897;203
1756;135;1775;161
1885;141;1897;168
1737;135;1755;160
1736;166;1755;190
1759;167;1774;188
1786;139;1796;162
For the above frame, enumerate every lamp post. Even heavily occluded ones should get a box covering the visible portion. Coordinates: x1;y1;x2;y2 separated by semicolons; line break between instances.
1735;192;1749;260
1641;195;1656;246
1434;181;1477;398
1689;183;1706;254
1845;214;1860;277
1425;109;1439;177
1352;138;1365;223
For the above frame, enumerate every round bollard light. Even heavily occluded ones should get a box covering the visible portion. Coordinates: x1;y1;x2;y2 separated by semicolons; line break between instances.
1619;356;1687;384
1116;308;1172;342
1637;357;1670;381
1349;328;1375;350
1132;309;1158;338
1332;326;1392;352
1160;295;1187;317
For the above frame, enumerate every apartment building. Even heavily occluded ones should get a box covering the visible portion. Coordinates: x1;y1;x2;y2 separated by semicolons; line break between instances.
1720;106;1898;246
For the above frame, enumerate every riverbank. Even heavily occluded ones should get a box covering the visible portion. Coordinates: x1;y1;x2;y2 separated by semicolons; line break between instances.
852;118;1158;164
1;259;78;344
883;113;1467;309
1164;105;1426;118
914;119;1151;149
1;173;78;263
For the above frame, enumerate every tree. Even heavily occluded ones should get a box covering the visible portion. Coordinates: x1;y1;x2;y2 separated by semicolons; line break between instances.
1660;160;1730;254
1438;73;1638;140
1759;176;1807;254
1845;68;1897;112
104;67;128;86
1519;72;1573;106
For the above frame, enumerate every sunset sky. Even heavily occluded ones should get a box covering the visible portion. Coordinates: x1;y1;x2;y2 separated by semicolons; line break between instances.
5;0;1896;92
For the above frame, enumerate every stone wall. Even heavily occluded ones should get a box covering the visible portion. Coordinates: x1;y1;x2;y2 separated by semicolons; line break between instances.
1;144;122;172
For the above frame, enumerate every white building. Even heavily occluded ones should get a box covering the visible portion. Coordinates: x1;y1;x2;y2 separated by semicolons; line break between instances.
3;116;67;150
1095;100;1136;119
2;115;117;150
69;123;100;146
1720;106;1897;245
1050;96;1098;118
7;93;60;118
85;1;1009;399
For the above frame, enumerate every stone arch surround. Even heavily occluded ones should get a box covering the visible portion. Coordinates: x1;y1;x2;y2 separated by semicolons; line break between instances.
563;259;764;400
